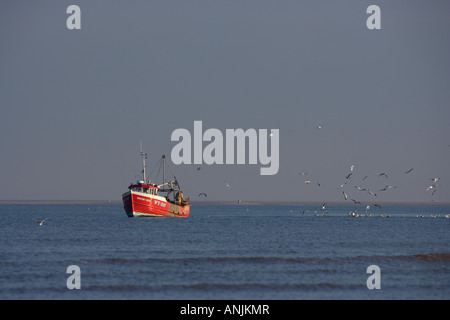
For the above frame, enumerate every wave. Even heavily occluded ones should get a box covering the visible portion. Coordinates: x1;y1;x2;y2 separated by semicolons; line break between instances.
386;253;450;262
85;282;354;292
86;256;331;265
86;252;450;266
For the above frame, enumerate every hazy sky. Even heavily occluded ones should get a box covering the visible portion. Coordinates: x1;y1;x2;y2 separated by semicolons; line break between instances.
1;1;449;203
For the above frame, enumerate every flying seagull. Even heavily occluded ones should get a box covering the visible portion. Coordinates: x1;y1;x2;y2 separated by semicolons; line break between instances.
379;185;397;191
343;191;348;200
404;168;413;174
373;204;382;209
337;182;347;189
429;177;439;183
351;199;361;204
345;173;353;179
350;164;355;172
379;172;388;179
305;180;311;184
33;218;48;226
225;181;232;188
299;172;308;176
198;193;207;197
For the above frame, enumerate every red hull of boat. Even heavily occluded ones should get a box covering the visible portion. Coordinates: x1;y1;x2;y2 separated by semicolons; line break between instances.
122;191;190;218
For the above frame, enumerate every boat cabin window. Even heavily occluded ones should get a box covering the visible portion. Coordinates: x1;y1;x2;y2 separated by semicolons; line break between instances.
144;188;157;195
130;185;158;195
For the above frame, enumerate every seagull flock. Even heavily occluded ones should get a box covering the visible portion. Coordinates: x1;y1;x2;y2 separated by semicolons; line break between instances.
193;124;446;219
297;163;447;218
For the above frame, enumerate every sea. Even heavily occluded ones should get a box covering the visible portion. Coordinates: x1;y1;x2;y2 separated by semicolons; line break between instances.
0;202;449;300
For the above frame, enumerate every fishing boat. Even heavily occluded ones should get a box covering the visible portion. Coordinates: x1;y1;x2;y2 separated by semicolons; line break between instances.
122;147;190;217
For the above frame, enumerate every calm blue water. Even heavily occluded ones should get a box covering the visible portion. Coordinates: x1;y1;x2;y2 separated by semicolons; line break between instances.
0;203;449;300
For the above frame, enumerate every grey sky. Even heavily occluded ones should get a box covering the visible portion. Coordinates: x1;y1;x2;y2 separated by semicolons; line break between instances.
1;1;449;203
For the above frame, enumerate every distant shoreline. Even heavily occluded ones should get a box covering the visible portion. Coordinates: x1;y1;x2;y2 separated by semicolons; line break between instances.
0;200;120;205
1;200;449;206
194;201;450;206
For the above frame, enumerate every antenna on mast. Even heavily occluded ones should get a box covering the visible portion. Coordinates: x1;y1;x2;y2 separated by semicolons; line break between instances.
140;141;147;183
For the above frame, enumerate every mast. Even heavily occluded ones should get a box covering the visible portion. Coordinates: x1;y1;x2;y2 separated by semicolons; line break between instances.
162;155;166;187
140;141;147;183
158;155;181;191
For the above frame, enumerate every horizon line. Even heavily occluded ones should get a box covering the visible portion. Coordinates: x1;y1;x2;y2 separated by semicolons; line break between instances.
1;200;449;206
